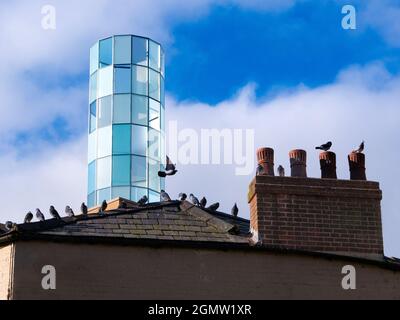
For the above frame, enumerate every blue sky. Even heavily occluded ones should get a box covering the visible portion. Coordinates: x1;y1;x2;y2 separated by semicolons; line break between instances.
0;0;400;257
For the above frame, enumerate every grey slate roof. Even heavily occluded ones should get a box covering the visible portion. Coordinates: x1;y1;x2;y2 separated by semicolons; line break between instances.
1;200;250;245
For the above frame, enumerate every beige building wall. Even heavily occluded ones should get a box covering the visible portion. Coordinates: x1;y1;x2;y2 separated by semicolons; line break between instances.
0;244;13;300
9;240;400;300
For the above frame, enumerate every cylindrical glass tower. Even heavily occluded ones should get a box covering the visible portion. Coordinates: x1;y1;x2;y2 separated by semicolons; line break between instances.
87;35;165;208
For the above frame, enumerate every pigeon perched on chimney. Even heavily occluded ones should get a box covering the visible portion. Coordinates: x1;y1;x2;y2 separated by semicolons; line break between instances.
315;141;332;151
256;164;264;176
189;194;200;206
200;197;207;208
160;190;171;202
36;208;45;221
158;156;178;177
50;206;61;220
100;200;108;213
65;206;75;217
5;221;14;231
231;203;239;217
24;212;33;224
278;165;285;177
137;195;148;206
352;141;365;154
81;202;88;216
207;202;220;212
178;193;187;201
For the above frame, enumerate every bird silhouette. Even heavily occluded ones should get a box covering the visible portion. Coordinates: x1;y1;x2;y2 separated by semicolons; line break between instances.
5;221;14;230
277;165;285;177
352;141;365;154
137;195;148;206
65;206;75;217
200;197;207;208
100;200;108;213
178;193;187;201
36;208;45;221
207;203;220;212
231;203;239;217
160;190;171;202
24;212;33;224
315;141;332;151
189;194;200;206
50;206;61;220
81;203;88;216
158;156;178;177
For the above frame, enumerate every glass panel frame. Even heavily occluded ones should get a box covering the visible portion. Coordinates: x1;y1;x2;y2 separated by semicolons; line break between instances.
131;155;147;187
97;156;111;189
99;37;112;67
131;125;147;156
132;65;148;96
98;95;112;128
112;124;131;154
114;65;131;94
132;36;148;66
114;35;131;65
113;94;131;124
112;155;131;186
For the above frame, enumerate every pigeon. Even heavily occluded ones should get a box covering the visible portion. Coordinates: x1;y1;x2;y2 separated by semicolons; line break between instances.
189;194;200;206
100;200;108;212
352;141;365;154
200;197;207;208
232;203;239;217
278;165;285;177
65;206;75;217
178;193;187;201
81;202;88;216
207;202;220;212
50;206;61;220
160;190;171;202
158;156;178;177
256;164;264;176
5;221;14;231
24;211;33;224
118;201;128;209
36;208;45;221
137;195;148;206
315;141;332;151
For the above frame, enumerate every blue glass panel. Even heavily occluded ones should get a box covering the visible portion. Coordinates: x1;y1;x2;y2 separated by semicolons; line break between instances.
112;155;130;186
113;94;131;124
132;65;148;96
149;98;160;130
88;161;96;194
97;126;112;158
131;187;147;202
160;103;165;132
88;192;96;208
99;37;112;67
114;66;131;94
149;159;160;192
90;42;99;74
97;187;111;205
160;76;165;106
112;124;131;154
132;36;148;66
131;94;148;125
132;125;147;156
88;131;97;163
160;48;165;76
149;190;160;203
132;155;147;187
89;101;96;133
148;128;160;160
149;40;160;71
89;71;97;103
112;186;130;199
149;69;160;101
98;66;113;98
97;156;111;189
98;95;112;128
114;36;131;65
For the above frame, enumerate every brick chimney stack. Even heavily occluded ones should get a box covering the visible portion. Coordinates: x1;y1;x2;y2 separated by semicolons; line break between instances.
319;151;337;179
257;147;274;176
348;152;367;181
248;147;384;260
289;149;307;177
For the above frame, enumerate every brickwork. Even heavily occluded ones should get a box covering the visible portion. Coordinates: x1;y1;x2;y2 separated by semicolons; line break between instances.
248;175;384;258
